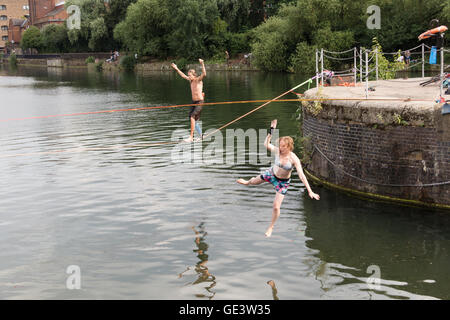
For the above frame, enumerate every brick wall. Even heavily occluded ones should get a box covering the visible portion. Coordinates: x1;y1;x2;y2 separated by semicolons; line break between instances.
302;109;450;207
0;0;29;48
29;0;67;28
8;22;21;43
29;0;53;25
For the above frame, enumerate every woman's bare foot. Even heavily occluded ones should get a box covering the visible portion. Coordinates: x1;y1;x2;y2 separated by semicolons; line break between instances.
265;227;274;237
183;136;194;143
236;178;249;185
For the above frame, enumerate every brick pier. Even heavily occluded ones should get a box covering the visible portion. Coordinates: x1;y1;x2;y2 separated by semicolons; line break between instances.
302;78;450;209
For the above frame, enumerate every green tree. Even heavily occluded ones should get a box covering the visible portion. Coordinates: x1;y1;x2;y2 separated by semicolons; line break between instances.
251;16;291;71
115;0;234;60
65;0;109;51
103;0;138;50
288;42;317;74
41;24;70;53
217;0;252;32
365;0;448;52
250;3;303;71
166;0;221;59
206;17;229;56
21;26;42;52
444;1;450;22
105;0;138;26
114;0;170;57
265;0;297;18
312;26;355;71
313;27;354;52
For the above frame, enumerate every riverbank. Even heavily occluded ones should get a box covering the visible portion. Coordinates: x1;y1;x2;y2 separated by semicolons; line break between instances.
1;53;259;71
302;78;450;209
1;53;444;73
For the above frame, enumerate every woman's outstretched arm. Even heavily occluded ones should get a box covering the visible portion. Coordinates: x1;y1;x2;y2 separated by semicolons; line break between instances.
265;119;278;152
293;154;320;200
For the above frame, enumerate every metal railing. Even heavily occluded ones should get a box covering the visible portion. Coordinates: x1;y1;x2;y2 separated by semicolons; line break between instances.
316;43;447;98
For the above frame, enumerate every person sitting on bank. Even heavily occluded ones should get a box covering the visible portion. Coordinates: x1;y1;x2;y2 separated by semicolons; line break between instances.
106;51;114;63
404;50;411;66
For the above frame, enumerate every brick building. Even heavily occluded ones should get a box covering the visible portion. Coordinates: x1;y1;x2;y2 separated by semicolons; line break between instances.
8;18;29;52
0;0;29;50
28;0;67;29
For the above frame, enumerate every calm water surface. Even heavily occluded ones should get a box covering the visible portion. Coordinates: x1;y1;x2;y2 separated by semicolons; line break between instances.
0;65;449;300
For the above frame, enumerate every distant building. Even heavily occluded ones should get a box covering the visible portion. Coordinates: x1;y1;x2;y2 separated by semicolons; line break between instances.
0;0;30;50
28;0;67;29
8;18;29;53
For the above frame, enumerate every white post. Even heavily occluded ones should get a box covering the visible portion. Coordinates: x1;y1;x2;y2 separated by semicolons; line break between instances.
422;43;425;78
441;47;444;98
315;49;319;88
360;47;363;83
354;47;357;86
321;48;324;87
365;50;369;99
375;48;379;81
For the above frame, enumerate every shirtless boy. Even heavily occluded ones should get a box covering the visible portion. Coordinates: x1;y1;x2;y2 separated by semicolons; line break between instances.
171;59;206;142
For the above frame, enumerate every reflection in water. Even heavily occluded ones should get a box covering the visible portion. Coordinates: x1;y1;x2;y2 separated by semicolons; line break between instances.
303;190;449;299
47;67;63;78
178;223;216;299
267;280;279;300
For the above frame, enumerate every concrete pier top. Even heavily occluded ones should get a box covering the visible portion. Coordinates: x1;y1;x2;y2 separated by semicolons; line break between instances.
305;78;443;110
303;78;446;127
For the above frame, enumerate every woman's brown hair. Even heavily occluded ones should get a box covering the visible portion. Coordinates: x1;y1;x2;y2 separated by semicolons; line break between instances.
278;136;294;151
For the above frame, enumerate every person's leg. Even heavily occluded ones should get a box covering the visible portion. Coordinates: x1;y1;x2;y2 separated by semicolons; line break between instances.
194;121;202;138
186;104;202;142
190;116;196;139
265;191;285;237
184;116;196;142
237;175;264;186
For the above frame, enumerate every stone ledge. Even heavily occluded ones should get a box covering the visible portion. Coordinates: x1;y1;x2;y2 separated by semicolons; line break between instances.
303;79;445;127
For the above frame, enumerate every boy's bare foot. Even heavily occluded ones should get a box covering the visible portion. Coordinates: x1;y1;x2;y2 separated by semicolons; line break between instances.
265;227;273;237
236;179;249;185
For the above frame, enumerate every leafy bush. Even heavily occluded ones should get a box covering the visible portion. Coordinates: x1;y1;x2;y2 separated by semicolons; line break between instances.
251;31;289;71
207;17;229;56
85;56;95;64
206;52;226;64
312;26;355;71
8;53;17;66
21;26;42;51
40;24;69;53
288;42;317;74
120;55;136;71
166;0;220;60
228;32;251;56
95;61;103;72
113;0;170;58
250;5;302;72
174;57;189;71
368;37;404;80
